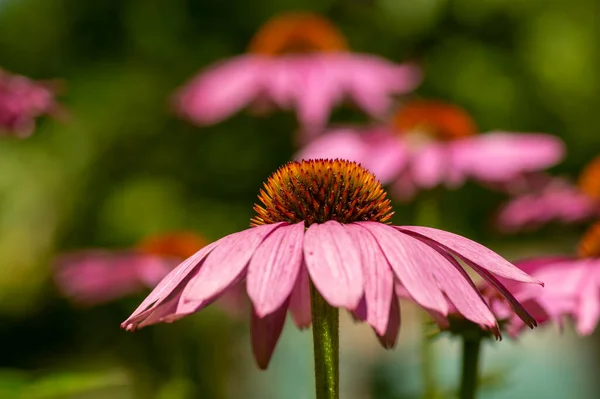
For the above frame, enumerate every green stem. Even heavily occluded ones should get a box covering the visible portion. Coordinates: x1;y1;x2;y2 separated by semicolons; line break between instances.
459;336;482;399
310;282;339;399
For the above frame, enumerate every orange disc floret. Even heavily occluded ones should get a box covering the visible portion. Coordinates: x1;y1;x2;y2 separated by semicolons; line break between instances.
137;232;207;259
578;222;600;258
251;159;393;227
578;156;600;201
393;100;478;140
248;12;348;55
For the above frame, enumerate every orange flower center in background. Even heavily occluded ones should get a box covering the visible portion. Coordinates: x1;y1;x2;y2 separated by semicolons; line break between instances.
393;100;478;142
578;156;600;201
578;222;600;258
251;159;393;227
137;232;207;259
248;12;348;55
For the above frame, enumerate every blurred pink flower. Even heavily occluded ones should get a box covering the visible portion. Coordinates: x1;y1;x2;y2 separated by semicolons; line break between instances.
174;13;420;133
0;69;60;137
296;100;564;198
496;157;600;232
490;222;600;336
122;160;539;369
55;232;223;307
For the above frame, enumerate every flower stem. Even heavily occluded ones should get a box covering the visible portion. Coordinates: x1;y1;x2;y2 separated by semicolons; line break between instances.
416;194;442;398
310;282;339;399
459;336;482;399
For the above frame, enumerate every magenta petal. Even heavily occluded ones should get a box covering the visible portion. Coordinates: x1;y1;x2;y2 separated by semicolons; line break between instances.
411;143;448;189
463;256;537;328
397;226;540;284
303;221;364;309
428;245;497;327
247;222;304;317
358;222;448;315
347;224;394;335
251;302;288;369
575;275;600;335
121;240;221;328
376;296;400;349
175;55;266;125
289;266;312;329
181;223;285;306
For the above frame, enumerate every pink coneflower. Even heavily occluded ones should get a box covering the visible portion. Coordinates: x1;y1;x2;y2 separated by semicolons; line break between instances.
0;69;60;137
122;159;540;369
296;100;564;198
55;232;209;306
174;13;420;134
496;157;600;232
495;222;600;336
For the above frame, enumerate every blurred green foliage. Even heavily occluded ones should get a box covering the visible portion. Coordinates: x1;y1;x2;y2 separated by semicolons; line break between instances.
1;0;599;397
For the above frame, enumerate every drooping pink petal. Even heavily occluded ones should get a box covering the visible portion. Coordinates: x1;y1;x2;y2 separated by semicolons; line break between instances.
303;221;363;309
181;223;285;306
427;244;497;328
251;303;288;369
376;296;400;349
289;266;312;328
293;55;342;129
397;226;540;283
295;128;407;184
124;240;221;321
175;55;267;125
575;265;600;335
342;55;421;117
449;133;565;183
462;256;537;328
247;222;305;317
359;222;448;315
347;224;394;335
289;265;312;329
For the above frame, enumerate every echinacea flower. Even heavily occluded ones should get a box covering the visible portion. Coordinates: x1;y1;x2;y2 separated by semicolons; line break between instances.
490;221;600;336
55;232;208;306
496;157;600;232
122;159;541;369
174;12;420;135
0;68;60;137
296;100;564;199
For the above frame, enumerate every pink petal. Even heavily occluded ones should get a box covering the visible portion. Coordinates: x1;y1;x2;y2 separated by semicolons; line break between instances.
358;222;448;315
449;133;565;183
181;223;285;306
251;303;288;369
123;240;221;324
347;224;394;335
289;265;312;329
463;256;537;328
175;55;266;125
295;128;407;184
303;221;363;309
411;143;448;188
575;268;600;335
428;245;497;327
293;56;341;129
397;226;540;283
247;222;305;317
376;296;400;349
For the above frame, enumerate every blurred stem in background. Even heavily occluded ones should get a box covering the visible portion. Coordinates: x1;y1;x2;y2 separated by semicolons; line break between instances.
459;335;482;399
415;194;442;399
310;282;339;399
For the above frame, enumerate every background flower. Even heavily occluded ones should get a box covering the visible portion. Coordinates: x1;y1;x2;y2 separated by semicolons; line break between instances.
174;12;421;134
296;100;565;198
